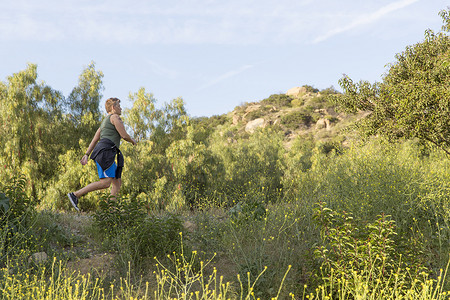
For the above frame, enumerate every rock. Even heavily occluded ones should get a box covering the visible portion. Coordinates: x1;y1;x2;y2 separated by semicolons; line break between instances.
232;114;240;125
316;118;331;130
29;252;48;264
184;221;197;233
242;104;262;121
245;104;261;113
245;118;265;133
286;87;307;98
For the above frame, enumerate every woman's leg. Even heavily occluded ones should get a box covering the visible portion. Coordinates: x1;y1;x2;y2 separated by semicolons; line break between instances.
74;178;113;198
110;178;122;196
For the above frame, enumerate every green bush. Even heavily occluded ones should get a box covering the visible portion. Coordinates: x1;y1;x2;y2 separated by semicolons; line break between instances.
94;194;183;273
288;138;450;280
210;128;285;206
93;194;147;237
40;145;99;211
111;213;184;276
316;139;343;155
281;110;313;129
0;176;37;268
291;98;304;107
303;85;320;93
1;176;32;223
261;94;293;108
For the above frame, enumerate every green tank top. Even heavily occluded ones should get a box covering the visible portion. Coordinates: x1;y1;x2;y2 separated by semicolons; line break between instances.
100;115;121;147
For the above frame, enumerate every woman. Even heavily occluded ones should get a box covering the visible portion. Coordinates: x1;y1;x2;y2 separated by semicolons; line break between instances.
67;97;137;211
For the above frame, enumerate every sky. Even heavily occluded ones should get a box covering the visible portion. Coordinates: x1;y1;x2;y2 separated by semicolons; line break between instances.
0;0;448;117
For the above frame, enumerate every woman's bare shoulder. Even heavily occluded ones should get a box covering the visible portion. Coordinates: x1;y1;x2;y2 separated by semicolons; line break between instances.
109;114;122;124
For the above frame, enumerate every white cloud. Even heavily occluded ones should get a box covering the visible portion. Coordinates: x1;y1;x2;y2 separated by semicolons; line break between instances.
0;0;315;44
0;0;430;45
312;0;421;43
196;64;254;91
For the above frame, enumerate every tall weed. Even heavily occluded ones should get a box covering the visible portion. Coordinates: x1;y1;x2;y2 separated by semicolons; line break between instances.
313;203;427;295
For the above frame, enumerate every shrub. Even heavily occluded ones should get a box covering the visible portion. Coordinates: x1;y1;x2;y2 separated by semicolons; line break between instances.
111;213;184;275
316;139;343;155
261;94;293;108
0;176;36;268
94;194;184;273
210;128;285;206
303;85;319;93
93;194;147;236
291;98;304;107
281;110;313;129
0;176;32;223
40;146;99;211
320;86;340;96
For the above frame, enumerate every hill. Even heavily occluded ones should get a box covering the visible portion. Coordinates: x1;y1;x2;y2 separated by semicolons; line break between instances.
194;84;367;149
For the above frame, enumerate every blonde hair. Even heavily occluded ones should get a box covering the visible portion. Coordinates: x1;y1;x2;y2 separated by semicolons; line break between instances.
105;98;120;113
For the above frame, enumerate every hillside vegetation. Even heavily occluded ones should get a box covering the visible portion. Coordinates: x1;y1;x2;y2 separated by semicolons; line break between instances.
195;84;364;149
1;8;450;300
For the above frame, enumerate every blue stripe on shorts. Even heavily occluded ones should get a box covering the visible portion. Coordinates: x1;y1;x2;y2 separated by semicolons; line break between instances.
96;161;117;179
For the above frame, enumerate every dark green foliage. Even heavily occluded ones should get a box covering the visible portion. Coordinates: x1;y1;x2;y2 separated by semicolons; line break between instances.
189;115;228;145
93;194;183;272
244;105;275;121
130;213;183;259
0;176;32;226
0;193;9;216
0;176;36;267
228;198;266;223
333;9;450;155
302;85;320;93
213;129;285;206
320;86;340;96
281;110;313;129
65;61;104;141
261;93;293;108
93;194;147;236
191;114;227;130
306;95;333;110
316;139;343;155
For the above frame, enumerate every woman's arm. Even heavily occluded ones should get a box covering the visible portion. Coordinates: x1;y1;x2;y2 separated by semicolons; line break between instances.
110;114;137;145
80;128;101;165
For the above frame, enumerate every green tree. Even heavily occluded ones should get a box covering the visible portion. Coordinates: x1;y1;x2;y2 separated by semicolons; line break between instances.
124;87;158;142
150;97;189;154
333;9;450;155
66;61;104;142
165;125;225;209
0;64;65;198
120;92;191;209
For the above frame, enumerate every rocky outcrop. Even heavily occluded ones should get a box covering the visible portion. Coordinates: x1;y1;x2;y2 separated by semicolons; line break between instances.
316;118;331;130
245;118;265;133
286;87;307;98
242;104;262;121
